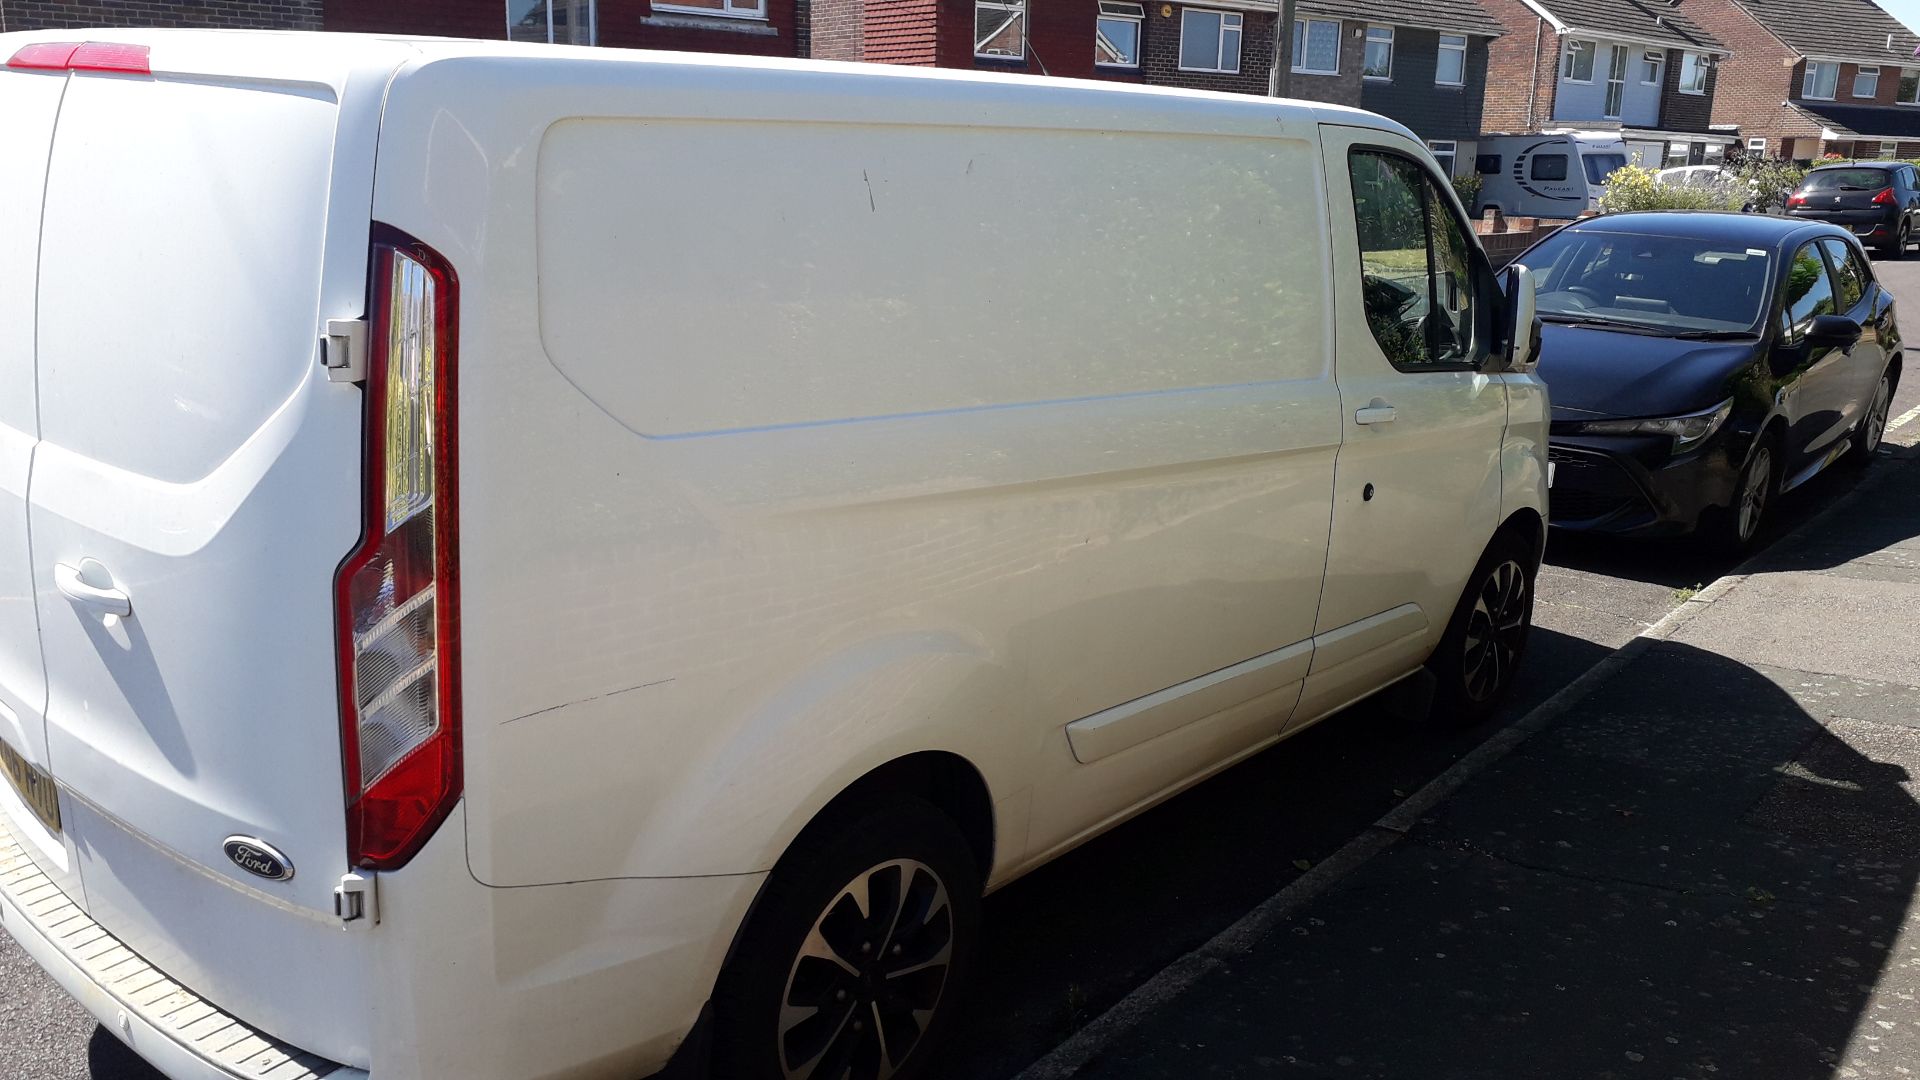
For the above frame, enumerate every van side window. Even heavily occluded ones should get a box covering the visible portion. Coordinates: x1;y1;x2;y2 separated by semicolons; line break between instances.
1348;149;1477;369
1529;154;1569;182
1475;154;1501;174
1781;241;1837;342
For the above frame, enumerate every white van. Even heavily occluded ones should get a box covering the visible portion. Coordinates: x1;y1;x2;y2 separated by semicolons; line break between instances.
1473;131;1632;218
0;30;1547;1080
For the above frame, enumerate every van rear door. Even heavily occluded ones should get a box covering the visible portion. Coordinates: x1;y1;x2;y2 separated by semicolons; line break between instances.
0;53;65;887
19;33;401;1063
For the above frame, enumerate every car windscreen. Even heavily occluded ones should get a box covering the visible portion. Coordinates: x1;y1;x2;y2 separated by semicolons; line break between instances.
1525;229;1771;334
1583;153;1629;185
1802;168;1891;191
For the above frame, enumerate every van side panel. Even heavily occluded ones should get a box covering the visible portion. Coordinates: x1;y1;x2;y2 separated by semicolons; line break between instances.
373;57;1342;889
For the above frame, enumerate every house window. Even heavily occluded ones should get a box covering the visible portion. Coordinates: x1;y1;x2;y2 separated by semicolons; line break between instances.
1436;33;1467;86
1181;9;1243;73
1678;51;1709;94
1095;1;1144;67
1856;65;1881;98
1666;142;1689;164
1428;139;1458;176
1562;39;1594;83
1803;60;1839;99
1640;49;1664;85
1900;68;1920;104
652;0;764;20
1747;136;1768;155
975;0;1026;58
1603;45;1628;118
506;0;596;42
1292;17;1340;75
1363;26;1393;80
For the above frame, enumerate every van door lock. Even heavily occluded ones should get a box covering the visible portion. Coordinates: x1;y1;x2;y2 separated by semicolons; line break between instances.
334;871;378;929
323;319;368;384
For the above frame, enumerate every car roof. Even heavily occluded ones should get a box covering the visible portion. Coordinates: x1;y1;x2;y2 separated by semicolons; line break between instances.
1551;211;1849;250
1807;162;1896;170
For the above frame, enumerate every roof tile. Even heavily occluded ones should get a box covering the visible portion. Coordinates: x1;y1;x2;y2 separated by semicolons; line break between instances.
1727;0;1920;64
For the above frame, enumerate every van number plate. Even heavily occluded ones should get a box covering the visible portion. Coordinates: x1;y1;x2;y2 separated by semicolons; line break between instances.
0;739;61;837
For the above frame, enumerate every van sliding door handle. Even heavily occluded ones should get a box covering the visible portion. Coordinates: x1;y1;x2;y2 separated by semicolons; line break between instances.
1354;401;1398;425
54;563;132;618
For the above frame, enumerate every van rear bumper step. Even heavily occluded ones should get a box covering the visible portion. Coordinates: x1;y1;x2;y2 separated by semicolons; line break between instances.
0;817;362;1080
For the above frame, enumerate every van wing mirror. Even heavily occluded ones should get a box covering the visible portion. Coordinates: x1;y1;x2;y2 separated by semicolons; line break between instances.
1501;264;1541;373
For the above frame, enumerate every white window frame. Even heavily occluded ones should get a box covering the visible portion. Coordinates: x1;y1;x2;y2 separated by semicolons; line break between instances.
1291;17;1340;76
1747;137;1768;154
1603;44;1628;118
1428;139;1458;176
1435;32;1467;86
1803;60;1839;100
1095;0;1144;67
1640;48;1663;86
653;0;765;20
1678;50;1709;94
1181;8;1244;74
1562;39;1594;83
1363;25;1393;81
974;0;1026;59
505;0;599;42
1855;64;1881;98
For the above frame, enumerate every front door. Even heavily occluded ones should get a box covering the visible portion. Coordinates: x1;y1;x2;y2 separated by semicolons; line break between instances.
1296;126;1510;726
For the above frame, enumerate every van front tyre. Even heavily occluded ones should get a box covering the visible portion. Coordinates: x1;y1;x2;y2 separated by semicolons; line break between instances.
711;799;982;1080
1426;534;1534;728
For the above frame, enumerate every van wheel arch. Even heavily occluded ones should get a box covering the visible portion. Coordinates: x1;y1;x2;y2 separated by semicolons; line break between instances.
1496;508;1545;571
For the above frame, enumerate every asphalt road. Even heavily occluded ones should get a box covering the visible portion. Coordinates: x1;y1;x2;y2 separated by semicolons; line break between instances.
6;261;1920;1080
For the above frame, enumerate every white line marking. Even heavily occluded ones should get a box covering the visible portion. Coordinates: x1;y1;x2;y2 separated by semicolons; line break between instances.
1891;403;1920;432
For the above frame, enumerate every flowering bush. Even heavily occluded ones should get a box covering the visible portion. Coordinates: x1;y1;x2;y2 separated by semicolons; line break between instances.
1596;164;1741;213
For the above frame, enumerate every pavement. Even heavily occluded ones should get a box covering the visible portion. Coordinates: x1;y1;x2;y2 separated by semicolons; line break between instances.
1029;447;1920;1079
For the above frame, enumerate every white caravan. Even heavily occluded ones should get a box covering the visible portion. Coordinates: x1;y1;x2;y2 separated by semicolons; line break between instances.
1473;131;1632;218
0;30;1548;1080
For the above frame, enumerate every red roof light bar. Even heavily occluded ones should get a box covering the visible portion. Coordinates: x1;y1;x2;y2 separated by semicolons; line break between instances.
6;41;150;75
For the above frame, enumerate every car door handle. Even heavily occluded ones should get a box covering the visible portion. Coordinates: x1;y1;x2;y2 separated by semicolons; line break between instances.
54;562;132;618
1354;401;1398;425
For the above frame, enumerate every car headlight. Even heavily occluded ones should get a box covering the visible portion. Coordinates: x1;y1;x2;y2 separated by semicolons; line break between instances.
1564;399;1733;451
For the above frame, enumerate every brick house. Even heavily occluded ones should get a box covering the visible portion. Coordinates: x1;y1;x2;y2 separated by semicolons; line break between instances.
1;1;808;59
1479;0;1736;167
1683;0;1920;160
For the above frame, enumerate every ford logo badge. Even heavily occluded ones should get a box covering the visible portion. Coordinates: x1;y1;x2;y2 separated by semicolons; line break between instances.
223;836;294;882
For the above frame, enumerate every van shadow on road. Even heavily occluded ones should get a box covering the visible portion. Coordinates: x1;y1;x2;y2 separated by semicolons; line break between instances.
1071;640;1920;1079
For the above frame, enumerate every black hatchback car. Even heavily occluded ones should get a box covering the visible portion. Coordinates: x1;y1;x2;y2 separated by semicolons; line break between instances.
1518;212;1902;548
1787;163;1920;258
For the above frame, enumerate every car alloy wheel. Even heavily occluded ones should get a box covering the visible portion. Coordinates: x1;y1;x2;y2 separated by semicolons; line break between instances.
1462;557;1529;704
1737;445;1772;543
1864;376;1892;455
778;858;956;1080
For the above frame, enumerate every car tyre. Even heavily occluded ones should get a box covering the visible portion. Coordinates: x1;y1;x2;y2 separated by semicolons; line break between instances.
1883;222;1910;260
1426;532;1535;729
1845;370;1894;467
1707;437;1777;553
710;798;981;1080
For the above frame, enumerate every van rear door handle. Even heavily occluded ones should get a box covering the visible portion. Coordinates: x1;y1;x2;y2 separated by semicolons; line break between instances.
54;562;132;618
1354;400;1398;425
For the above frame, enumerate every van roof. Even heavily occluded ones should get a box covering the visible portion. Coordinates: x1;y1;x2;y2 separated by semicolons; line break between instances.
1;27;1413;142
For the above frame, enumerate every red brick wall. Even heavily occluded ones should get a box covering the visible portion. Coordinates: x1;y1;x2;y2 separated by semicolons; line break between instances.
1685;0;1819;152
3;0;320;29
1140;4;1277;96
931;0;1152;83
1479;0;1557;132
1792;60;1904;106
326;0;799;57
864;0;935;63
809;0;863;59
1657;46;1717;133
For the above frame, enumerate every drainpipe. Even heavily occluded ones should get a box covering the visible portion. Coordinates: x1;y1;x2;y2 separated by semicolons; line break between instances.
1527;19;1542;129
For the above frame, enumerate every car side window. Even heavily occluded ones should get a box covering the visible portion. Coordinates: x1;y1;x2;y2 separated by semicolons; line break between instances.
1781;241;1837;341
1819;238;1867;312
1348;149;1478;369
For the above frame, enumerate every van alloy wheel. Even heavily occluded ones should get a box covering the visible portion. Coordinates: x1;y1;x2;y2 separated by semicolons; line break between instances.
778;858;955;1080
1737;445;1772;543
1461;558;1529;704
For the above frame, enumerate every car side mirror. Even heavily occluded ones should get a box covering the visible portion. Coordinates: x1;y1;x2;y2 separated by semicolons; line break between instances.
1500;264;1541;374
1805;313;1863;351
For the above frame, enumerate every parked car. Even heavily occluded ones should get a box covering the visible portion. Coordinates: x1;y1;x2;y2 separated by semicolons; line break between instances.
1786;163;1920;258
0;29;1547;1080
1518;212;1901;548
1474;131;1632;219
1655;164;1759;211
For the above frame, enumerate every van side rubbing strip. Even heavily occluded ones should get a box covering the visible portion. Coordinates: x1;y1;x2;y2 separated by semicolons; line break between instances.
1065;640;1314;764
0;817;344;1079
1307;602;1427;675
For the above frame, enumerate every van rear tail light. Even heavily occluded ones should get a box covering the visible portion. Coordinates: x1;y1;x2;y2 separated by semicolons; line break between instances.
1873;187;1898;205
5;41;150;73
335;229;460;872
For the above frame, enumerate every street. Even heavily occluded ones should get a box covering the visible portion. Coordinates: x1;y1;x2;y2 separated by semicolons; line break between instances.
6;260;1920;1080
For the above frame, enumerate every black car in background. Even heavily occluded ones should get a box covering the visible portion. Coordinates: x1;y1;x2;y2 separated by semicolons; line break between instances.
1787;163;1920;258
1517;212;1901;549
